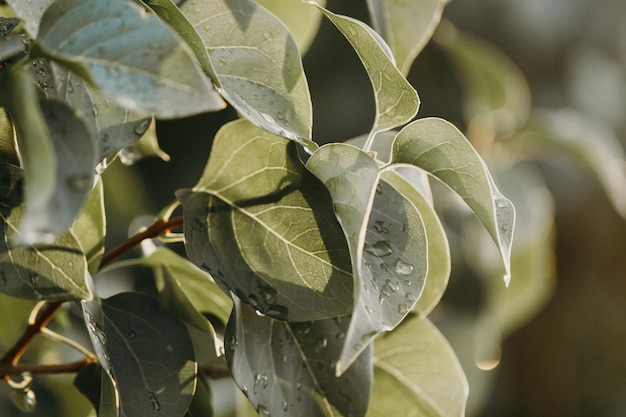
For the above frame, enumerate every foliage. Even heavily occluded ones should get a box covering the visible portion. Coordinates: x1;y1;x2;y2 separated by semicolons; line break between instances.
0;1;526;416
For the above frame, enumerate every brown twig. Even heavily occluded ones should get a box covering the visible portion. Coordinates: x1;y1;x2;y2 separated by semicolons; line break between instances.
0;216;185;380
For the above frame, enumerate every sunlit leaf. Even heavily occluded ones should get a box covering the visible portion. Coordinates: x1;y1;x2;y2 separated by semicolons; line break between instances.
71;178;105;276
225;300;372;417
366;0;446;75
368;314;468;417
179;119;353;321
314;5;419;145
82;292;197;417
0;108;18;166
435;22;531;142
390;118;515;284
256;0;327;54
180;0;313;142
35;0;225;118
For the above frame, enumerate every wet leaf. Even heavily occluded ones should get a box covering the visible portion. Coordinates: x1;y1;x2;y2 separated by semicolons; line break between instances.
314;5;419;144
256;0;327;54
179;120;353;321
366;0;446;75
307;144;429;375
35;0;225;118
368;314;468;417
390;118;515;284
82;292;197;417
225;300;372;417
180;0;313;141
0;17;21;38
4;0;53;37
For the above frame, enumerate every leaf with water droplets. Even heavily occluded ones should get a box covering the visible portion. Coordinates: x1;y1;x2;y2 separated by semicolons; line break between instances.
390;118;515;284
307;144;429;375
179;120;353;321
35;0;225;118
83;292;197;417
368;314;468;417
226;299;372;417
366;0;446;75
4;0;53;37
180;0;313;141
313;5;419;143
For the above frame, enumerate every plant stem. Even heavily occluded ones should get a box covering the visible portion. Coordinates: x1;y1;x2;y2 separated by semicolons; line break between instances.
0;216;185;380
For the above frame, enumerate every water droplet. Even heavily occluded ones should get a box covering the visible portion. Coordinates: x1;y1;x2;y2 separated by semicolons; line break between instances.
257;282;277;305
397;304;408;315
496;199;509;209
335;331;345;340
92;105;99;116
405;293;417;302
219;57;228;65
134;119;151;136
364;240;392;257
380;263;391;273
148;391;161;411
375;184;383;194
281;354;287;363
277;112;285;120
282;402;289;411
315;336;328;352
296;381;302;391
260;112;275;124
501;223;511;232
373;220;390;234
96;158;108;175
228;336;238;351
257;403;271;417
9;389;36;413
394;258;414;276
67;174;92;192
127;330;136;339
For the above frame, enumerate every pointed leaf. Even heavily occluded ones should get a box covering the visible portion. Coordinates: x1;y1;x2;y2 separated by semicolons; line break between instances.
225;299;372;417
307;144;429;375
83;292;197;417
314;5;419;143
366;0;446;75
368;314;468;417
180;0;313;141
35;0;225;118
390;118;515;283
256;0;327;54
179;120;353;321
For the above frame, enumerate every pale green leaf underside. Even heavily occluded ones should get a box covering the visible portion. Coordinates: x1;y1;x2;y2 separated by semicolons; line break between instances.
367;0;446;75
315;5;419;141
390;118;514;284
181;120;352;321
368;314;468;417
181;0;312;140
36;0;224;118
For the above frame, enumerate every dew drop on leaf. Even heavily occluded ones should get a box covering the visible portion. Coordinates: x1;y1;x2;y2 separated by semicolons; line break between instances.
397;304;408;315
257;403;271;417
315;336;328;352
405;293;417;302
335;331;345;340
364;240;392;257
257;282;277;305
148;391;161;411
134;119;151;136
9;389;36;413
393;258;414;276
127;330;136;339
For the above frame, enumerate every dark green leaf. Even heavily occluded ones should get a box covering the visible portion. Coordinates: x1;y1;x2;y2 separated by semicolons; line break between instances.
390;118;515;284
314;5;419;145
366;0;445;75
225;300;372;417
179;120;353;321
82;292;197;417
180;0;313;142
36;0;225;118
368;314;468;417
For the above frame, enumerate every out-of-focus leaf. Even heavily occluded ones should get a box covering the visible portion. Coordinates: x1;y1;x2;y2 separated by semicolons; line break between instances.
71;178;105;276
179;120;353;321
0;108;19;166
390;118;515;285
515;109;626;218
225;300;372;417
0;17;20;38
435;22;531;143
256;0;326;54
307;144;429;375
366;0;445;75
180;0;313;142
82;292;197;417
314;5;419;145
4;0;53;37
35;0;225;118
184;377;213;417
368;314;468;417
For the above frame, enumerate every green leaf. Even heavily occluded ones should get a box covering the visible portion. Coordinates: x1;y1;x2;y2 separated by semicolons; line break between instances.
390;118;515;284
368;314;468;417
82;292;197;417
35;0;225;118
256;0;327;54
366;0;446;75
307;145;430;375
71;177;105;276
180;0;313;142
225;299;373;417
435;23;531;141
0;17;21;38
51;64;155;164
179;119;353;321
0;108;19;166
185;377;213;417
117;119;171;164
4;0;53;37
314;5;419;147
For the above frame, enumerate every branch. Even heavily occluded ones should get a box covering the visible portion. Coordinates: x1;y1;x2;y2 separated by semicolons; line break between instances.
1;359;92;377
